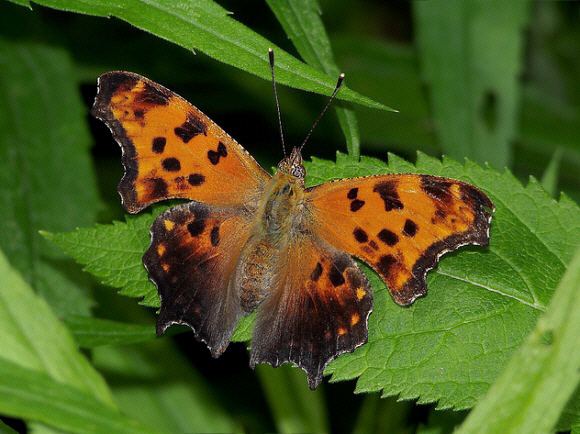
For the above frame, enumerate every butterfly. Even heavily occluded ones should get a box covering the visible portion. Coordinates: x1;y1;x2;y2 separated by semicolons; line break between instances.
92;59;493;389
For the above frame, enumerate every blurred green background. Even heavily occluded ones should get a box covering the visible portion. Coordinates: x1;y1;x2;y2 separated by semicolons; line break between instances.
0;0;579;433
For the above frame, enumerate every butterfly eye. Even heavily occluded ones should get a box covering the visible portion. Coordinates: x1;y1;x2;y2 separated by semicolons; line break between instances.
291;165;305;179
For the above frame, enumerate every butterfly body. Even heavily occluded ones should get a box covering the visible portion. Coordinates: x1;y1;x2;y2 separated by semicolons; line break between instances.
240;168;304;311
92;71;494;389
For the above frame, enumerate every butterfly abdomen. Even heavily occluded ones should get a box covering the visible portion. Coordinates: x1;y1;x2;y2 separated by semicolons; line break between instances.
238;238;277;312
238;172;307;312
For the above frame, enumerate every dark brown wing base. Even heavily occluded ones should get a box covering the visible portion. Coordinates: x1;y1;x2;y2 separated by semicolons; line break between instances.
145;202;250;357
249;241;373;389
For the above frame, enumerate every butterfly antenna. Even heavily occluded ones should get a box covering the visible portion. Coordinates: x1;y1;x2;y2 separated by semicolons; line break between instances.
269;48;287;157
299;73;345;152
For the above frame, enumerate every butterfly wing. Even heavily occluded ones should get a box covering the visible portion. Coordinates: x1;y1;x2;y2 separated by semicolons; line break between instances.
306;174;493;305
145;202;253;356
250;236;373;389
92;71;269;213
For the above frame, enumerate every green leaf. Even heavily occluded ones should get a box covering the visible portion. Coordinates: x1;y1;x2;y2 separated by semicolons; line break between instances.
43;213;161;307
540;148;563;197
93;341;239;434
0;39;100;316
9;0;391;111
49;152;580;411
255;364;328;434
231;312;256;342
0;248;113;405
266;0;363;157
414;0;530;168
417;410;466;434
65;316;156;348
455;247;580;434
352;394;412;434
0;357;156;434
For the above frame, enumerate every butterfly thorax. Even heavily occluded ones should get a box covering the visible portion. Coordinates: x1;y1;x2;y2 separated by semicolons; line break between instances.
238;168;307;312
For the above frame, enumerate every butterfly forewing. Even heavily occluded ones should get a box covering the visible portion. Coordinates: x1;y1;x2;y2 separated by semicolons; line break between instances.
306;174;493;305
92;71;270;213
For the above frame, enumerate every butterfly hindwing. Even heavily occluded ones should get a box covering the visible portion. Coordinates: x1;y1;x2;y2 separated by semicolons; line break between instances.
92;71;269;213
250;236;373;389
306;174;493;305
145;202;253;356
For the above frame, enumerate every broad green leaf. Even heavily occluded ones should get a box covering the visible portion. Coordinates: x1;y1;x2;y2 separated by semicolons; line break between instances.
43;214;160;307
65;316;156;348
93;341;239;434
48;152;580;411
256;364;328;434
8;0;391;111
0;39;100;316
456;247;580;434
0;248;112;405
0;357;155;434
414;0;530;168
266;0;362;157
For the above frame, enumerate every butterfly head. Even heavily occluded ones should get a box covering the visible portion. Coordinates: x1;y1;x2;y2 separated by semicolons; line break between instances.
268;49;344;183
277;146;305;180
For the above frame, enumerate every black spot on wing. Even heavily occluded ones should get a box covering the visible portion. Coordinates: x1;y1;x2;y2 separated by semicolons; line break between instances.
310;262;323;281
403;219;418;237
162;158;181;172
134;109;145;119
188;173;205;186
353;227;369;243
347;188;358;200
174;113;207;143
350;199;365;212
328;261;346;287
378;229;399;246
210;226;220;246
208;142;228;165
373;180;404;211
187;219;205;237
152;137;166;154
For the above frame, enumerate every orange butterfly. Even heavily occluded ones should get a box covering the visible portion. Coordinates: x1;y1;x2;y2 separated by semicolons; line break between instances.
92;59;493;389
